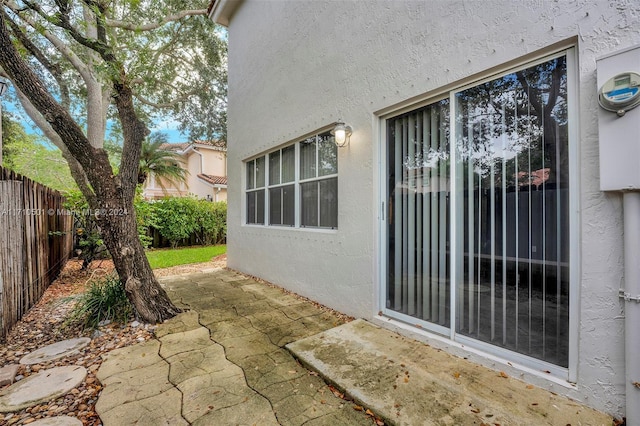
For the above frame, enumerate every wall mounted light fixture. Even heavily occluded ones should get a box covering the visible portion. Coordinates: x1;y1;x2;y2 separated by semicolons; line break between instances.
331;121;352;147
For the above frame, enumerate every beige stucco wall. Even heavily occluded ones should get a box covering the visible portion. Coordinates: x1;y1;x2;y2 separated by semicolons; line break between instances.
224;0;640;417
144;146;227;200
200;148;227;177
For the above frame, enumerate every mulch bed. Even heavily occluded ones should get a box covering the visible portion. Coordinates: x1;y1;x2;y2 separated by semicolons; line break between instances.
0;259;155;425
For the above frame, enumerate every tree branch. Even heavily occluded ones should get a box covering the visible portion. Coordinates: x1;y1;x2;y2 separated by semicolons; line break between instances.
0;10;111;197
114;76;150;199
134;87;204;108
516;71;544;116
4;0;96;88
104;9;207;31
20;0;115;64
13;84;96;206
5;15;71;111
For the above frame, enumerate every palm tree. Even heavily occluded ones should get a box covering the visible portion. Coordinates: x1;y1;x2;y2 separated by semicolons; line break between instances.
137;133;188;188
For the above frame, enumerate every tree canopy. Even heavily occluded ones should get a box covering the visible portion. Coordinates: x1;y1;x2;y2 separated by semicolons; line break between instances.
2;113;77;191
1;1;226;149
0;0;226;323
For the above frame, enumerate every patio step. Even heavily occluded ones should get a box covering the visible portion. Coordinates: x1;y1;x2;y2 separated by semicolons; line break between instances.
286;319;612;426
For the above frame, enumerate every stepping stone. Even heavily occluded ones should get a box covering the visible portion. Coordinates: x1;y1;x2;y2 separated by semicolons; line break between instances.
0;364;20;386
0;366;87;413
19;338;91;365
30;416;83;426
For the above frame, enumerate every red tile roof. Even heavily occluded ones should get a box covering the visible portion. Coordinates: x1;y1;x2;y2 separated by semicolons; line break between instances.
159;142;189;151
198;174;227;186
158;141;225;152
192;140;225;149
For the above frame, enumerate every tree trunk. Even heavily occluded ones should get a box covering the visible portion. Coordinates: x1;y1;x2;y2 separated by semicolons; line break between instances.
94;190;181;322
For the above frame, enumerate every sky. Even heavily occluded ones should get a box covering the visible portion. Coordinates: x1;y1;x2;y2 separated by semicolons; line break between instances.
150;117;186;143
2;85;189;145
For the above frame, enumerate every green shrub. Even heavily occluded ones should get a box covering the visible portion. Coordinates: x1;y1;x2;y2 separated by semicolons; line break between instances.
148;197;227;247
134;187;156;249
150;196;200;247
66;274;133;329
196;201;227;245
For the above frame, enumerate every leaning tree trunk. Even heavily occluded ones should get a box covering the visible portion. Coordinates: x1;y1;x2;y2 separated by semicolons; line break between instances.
93;192;181;322
0;13;181;324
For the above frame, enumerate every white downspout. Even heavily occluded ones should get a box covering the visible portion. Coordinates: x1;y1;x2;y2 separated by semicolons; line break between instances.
192;147;205;174
622;192;640;424
191;147;209;198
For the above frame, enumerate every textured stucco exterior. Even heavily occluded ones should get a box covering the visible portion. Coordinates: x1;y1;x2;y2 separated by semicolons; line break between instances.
220;0;640;417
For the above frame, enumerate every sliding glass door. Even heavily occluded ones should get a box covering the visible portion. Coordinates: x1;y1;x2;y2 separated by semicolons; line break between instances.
385;53;571;368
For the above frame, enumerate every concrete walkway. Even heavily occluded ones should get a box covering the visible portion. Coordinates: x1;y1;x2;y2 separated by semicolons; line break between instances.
96;269;613;425
96;270;373;425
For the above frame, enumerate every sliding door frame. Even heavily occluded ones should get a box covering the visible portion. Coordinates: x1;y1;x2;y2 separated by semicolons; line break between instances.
377;46;579;381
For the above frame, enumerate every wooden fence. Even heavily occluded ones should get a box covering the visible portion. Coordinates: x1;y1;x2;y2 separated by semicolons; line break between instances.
0;166;73;339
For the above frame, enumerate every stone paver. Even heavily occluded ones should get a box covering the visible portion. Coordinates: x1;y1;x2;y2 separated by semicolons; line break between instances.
0;364;19;386
19;337;90;365
98;387;187;426
160;272;375;426
96;309;281;426
95;269;613;425
0;366;87;413
30;416;83;426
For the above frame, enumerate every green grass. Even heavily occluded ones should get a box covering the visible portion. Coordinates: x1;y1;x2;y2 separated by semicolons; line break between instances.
146;245;226;269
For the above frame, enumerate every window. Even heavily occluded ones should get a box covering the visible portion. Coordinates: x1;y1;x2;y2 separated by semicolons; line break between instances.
269;145;295;226
385;52;572;368
246;156;265;224
245;130;338;229
300;134;338;228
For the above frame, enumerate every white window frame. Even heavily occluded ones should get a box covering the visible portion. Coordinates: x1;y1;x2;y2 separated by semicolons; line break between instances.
243;128;339;230
245;156;266;225
377;46;579;382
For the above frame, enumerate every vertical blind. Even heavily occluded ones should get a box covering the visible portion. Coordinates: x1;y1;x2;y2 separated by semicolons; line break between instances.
387;99;451;328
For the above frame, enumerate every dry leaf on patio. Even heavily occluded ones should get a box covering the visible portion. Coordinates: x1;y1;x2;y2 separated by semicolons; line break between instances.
471;408;481;414
526;385;535;389
499;371;509;378
453;372;461;379
353;405;364;411
328;385;344;399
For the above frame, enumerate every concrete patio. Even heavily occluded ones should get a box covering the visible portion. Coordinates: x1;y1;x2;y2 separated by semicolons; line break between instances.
95;269;613;425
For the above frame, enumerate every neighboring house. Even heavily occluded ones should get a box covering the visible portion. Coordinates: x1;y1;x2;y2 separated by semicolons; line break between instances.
143;140;228;201
210;0;640;420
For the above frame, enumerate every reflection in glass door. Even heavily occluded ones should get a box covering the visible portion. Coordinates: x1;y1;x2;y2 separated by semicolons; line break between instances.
386;99;451;329
385;54;571;368
454;56;570;367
